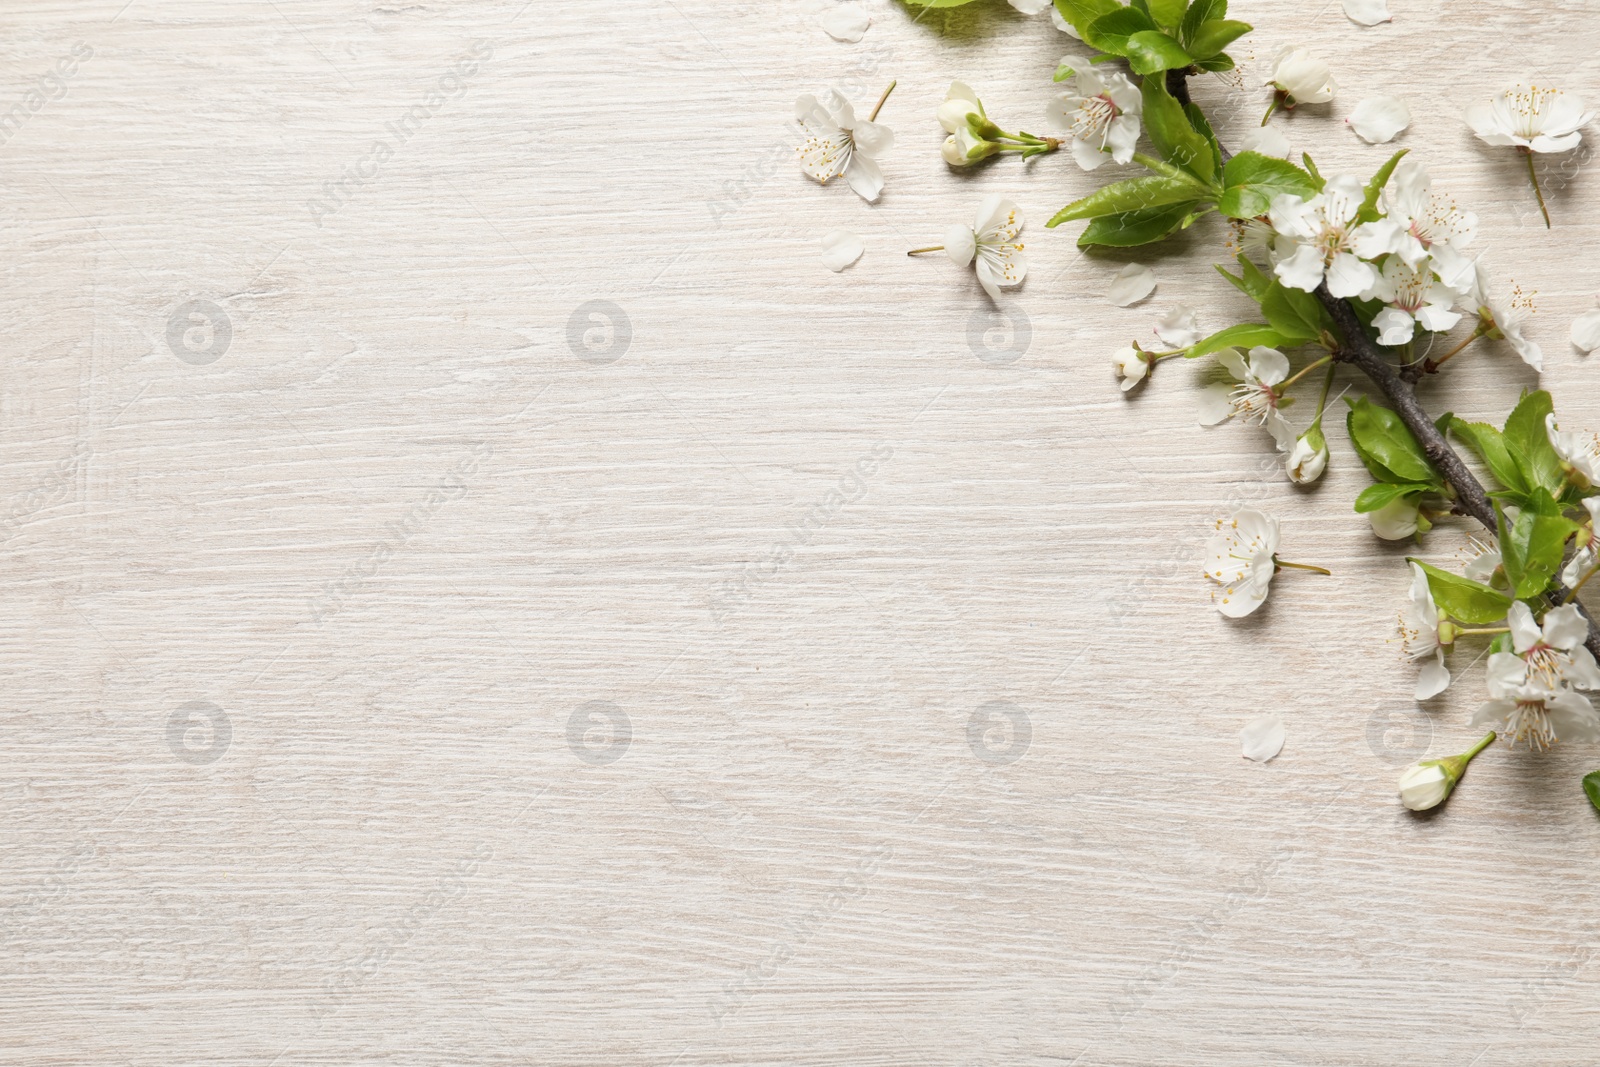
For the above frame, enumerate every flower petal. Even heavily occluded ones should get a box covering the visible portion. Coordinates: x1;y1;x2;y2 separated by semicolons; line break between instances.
820;229;864;272
1342;0;1392;25
1239;125;1293;159
1348;96;1411;143
844;154;884;201
1325;252;1376;299
1240;716;1285;761
1507;601;1541;654
821;4;871;42
1416;648;1451;700
851;118;894;157
1573;309;1600;353
1198;384;1234;426
1543;603;1589;651
1155;304;1199;349
944;224;976;268
1274;244;1326;292
1108;263;1156;307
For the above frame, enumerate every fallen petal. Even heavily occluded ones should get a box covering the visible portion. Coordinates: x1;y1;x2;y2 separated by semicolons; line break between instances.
1342;0;1392;25
1347;95;1411;144
1155;304;1198;348
821;3;870;42
1573;308;1600;352
820;229;864;272
1240;716;1286;762
1108;263;1156;307
1239;125;1293;159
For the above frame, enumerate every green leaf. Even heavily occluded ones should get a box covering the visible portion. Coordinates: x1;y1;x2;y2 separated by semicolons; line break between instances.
1260;281;1331;344
1358;149;1409;222
1178;0;1226;45
1214;255;1270;303
1184;103;1223;178
899;0;981;5
1054;0;1121;35
1148;0;1188;28
1346;396;1441;486
1447;416;1529;496
1085;6;1158;55
1139;75;1217;183
1125;31;1194;75
1075;201;1202;247
1048;176;1209;227
1355;482;1434;513
1185;17;1251;59
1187;323;1288;359
1195;53;1235;72
1301;153;1325;191
1407;559;1514;625
1217;151;1319;219
1504;508;1577;599
1504;390;1564;497
1584;770;1600;814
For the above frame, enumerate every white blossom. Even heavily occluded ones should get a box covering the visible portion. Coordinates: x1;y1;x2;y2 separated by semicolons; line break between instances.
1269;175;1401;297
1112;346;1148;392
1263;46;1336;106
1198;346;1294;448
945;195;1026;301
938;81;985;134
1368;495;1421;540
1205;508;1281;618
1398;761;1452;810
1466;83;1593;154
1546;413;1600;488
1286;428;1328;484
1365;257;1462;346
1467;263;1542;371
1382;160;1477;288
1399;562;1450;699
796;90;894;201
1046;57;1143;171
1471;650;1600;749
1564;498;1600;588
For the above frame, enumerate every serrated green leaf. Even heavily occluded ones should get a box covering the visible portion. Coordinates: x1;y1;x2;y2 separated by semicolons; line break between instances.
1447;416;1528;497
1195;52;1235;72
1085;6;1158;55
1301;153;1325;191
1358;149;1409;222
1187;323;1288;358
1408;559;1515;625
1505;507;1576;598
899;0;981;5
1148;0;1187;28
1076;201;1202;247
1186;17;1250;60
1347;396;1441;486
1184;103;1223;178
1217;151;1319;219
1584;770;1600;814
1139;74;1216;183
1047;176;1209;227
1504;390;1563;497
1356;482;1434;513
1054;0;1121;35
1178;0;1226;45
1260;280;1330;344
1215;254;1271;302
1125;31;1194;75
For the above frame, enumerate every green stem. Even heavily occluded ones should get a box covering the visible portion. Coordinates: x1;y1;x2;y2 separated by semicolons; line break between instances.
1274;558;1331;576
1308;362;1337;430
1521;147;1551;229
1464;731;1497;761
1423;324;1486;374
1454;627;1510;636
1278;355;1333;393
1260;94;1283;126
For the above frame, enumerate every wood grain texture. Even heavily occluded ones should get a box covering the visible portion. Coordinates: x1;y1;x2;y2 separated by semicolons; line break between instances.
5;0;1600;1063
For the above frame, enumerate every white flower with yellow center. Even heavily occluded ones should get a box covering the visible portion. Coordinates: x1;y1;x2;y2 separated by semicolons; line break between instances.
1045;56;1143;171
1205;508;1280;618
1466;263;1542;371
1382;161;1477;288
1365;257;1462;346
1466;83;1593;154
945;195;1026;301
1398;562;1451;699
1471;651;1600;750
795;89;894;202
1269;176;1401;297
1546;413;1600;488
1198;346;1294;449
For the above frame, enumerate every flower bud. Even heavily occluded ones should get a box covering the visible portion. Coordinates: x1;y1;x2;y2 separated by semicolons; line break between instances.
1286;426;1328;484
941;128;996;166
1368;495;1421;540
1112;345;1147;392
937;91;984;133
1398;731;1495;811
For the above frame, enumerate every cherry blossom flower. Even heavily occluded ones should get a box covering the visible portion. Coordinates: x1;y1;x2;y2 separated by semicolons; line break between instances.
1269;176;1401;297
1471;650;1600;750
1466;82;1593;154
1046;57;1142;171
1398;732;1496;811
938;81;985;135
1399;562;1451;699
1382;160;1477;288
1286;427;1328;484
1113;346;1148;392
1365;257;1462;345
1198;346;1294;448
1507;601;1600;692
1545;413;1600;488
1466;264;1542;371
1368;495;1421;540
1463;539;1503;584
795;89;894;202
1205;508;1280;618
944;195;1026;301
1563;498;1600;588
1263;46;1336;114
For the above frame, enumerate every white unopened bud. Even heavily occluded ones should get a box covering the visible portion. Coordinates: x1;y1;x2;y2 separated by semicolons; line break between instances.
941;127;996;166
1112;345;1148;392
1397;732;1495;811
1286;428;1328;484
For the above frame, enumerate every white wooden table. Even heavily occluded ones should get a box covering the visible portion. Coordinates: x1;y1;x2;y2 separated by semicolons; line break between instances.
6;1;1600;1062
